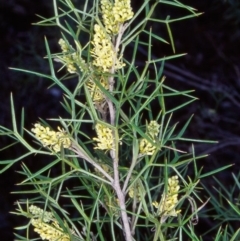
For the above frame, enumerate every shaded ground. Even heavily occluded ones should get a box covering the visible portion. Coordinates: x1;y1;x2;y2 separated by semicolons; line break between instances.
1;0;240;240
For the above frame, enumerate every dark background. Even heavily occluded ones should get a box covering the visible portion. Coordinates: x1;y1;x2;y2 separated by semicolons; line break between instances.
1;0;240;240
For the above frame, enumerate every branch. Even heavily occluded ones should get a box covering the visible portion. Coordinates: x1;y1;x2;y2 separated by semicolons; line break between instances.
71;144;114;184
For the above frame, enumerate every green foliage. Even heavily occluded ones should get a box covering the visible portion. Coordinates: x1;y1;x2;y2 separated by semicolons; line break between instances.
0;0;239;241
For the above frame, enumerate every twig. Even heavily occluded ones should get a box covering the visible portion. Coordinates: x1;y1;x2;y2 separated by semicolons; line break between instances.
105;23;133;241
123;154;139;194
187;196;210;225
70;144;114;184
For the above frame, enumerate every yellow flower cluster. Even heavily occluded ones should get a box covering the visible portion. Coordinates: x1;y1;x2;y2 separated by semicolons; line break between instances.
147;120;160;138
139;121;160;155
113;0;134;23
152;176;181;217
29;205;53;223
58;38;86;74
91;0;133;72
128;180;143;202
86;76;109;103
91;24;125;72
29;206;70;241
31;219;70;241
93;123;113;151
128;187;139;199
101;0;134;34
101;0;118;34
31;123;71;152
104;195;120;216
139;138;156;155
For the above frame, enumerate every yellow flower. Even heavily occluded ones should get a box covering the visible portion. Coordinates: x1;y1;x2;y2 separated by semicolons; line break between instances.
128;182;142;202
91;24;125;72
29;205;53;223
93;123;113;151
31;123;71;152
29;206;71;241
101;0;119;34
59;38;69;53
101;0;134;34
153;176;181;217
58;38;86;74
147;120;160;138
104;195;120;216
112;0;134;23
31;218;70;241
139;120;160;155
139;138;156;155
86;76;109;103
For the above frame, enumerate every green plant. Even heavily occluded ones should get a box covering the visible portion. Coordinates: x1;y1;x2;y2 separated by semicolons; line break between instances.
0;0;238;241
